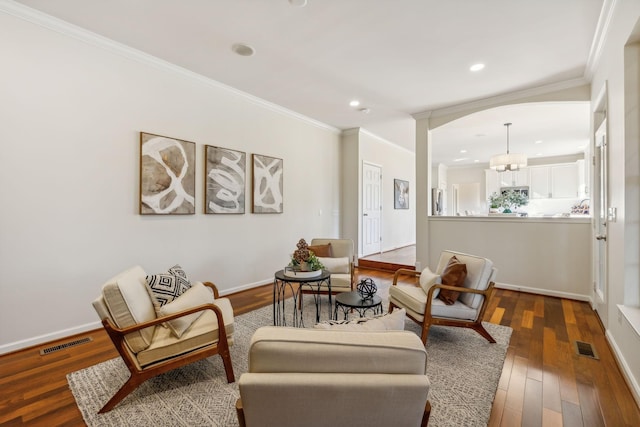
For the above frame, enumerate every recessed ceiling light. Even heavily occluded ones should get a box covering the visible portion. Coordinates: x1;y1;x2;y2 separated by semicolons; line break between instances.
289;0;308;6
536;153;543;156
470;63;485;72
454;158;468;162
349;100;360;107
474;159;480;163
535;140;543;144
460;149;467;153
231;43;255;57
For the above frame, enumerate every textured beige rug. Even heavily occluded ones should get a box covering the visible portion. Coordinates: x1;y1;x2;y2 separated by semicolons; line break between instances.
68;298;512;426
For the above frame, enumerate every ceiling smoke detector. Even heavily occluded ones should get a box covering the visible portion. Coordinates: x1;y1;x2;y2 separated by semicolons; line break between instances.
232;43;255;57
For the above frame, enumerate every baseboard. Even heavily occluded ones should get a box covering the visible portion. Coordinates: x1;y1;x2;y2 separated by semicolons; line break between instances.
0;321;101;355
0;277;275;355
605;330;640;408
495;282;592;303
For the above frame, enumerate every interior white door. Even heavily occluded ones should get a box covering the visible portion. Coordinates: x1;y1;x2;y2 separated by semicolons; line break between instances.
594;119;608;323
362;162;382;256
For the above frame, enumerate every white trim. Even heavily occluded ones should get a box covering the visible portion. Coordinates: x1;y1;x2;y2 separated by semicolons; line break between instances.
0;0;340;135
342;128;414;155
584;0;617;80
606;329;640;408
0;277;274;355
217;278;273;297
0;321;101;355
618;305;640;338
414;78;588;120
495;282;592;303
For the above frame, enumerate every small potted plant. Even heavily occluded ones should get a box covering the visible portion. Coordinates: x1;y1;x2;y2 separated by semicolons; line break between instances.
286;238;324;277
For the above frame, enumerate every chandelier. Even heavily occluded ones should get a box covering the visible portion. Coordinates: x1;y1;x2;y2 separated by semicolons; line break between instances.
489;122;527;172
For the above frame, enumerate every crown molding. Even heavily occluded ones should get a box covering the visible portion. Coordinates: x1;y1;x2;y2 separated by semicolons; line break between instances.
343;128;414;155
584;0;617;80
0;0;340;135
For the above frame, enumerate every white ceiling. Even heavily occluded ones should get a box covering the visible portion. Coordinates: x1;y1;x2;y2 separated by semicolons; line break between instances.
14;0;603;162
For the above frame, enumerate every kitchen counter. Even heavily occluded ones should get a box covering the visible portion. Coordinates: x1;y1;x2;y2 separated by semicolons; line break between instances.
430;215;591;224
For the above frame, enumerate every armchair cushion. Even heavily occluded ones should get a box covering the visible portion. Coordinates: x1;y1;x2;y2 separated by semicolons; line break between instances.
157;282;215;338
101;265;156;353
146;264;193;308
307;243;333;257
437;256;467;305
317;256;349;274
419;267;441;296
138;297;235;367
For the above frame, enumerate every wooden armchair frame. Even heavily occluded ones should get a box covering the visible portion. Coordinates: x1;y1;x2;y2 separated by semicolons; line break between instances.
98;282;234;413
389;269;496;345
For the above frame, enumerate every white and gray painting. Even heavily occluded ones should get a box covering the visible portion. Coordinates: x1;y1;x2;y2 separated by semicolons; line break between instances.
140;133;195;214
205;146;246;214
252;154;283;213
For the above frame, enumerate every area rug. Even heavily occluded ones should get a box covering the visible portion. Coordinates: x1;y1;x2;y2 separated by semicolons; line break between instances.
68;299;512;427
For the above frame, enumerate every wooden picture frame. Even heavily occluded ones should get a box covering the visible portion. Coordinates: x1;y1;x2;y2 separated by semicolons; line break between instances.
394;179;409;209
205;145;246;214
252;154;283;213
139;132;196;214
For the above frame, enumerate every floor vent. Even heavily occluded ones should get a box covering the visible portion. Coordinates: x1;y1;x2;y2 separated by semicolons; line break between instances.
40;337;93;355
575;340;599;360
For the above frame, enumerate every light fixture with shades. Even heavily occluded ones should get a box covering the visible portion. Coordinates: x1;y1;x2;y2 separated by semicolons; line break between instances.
490;122;527;172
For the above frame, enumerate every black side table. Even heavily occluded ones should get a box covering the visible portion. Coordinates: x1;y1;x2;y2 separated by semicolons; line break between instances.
334;291;383;320
273;269;332;327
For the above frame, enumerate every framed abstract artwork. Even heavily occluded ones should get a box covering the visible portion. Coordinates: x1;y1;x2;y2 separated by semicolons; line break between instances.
205;145;246;214
394;179;409;209
139;132;196;215
252;153;283;213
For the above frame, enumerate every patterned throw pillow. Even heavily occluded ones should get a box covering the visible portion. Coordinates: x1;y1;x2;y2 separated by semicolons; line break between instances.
146;264;193;308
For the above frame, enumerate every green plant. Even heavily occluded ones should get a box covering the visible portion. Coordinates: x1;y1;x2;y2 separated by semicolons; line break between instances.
290;238;325;271
488;190;528;213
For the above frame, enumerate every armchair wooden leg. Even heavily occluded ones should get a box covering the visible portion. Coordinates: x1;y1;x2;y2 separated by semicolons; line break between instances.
421;322;431;345
421;400;431;427
220;348;235;383
236;398;247;427
472;323;496;343
98;374;145;413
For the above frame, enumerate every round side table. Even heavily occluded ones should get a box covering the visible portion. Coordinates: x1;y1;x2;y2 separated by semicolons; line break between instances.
334;291;383;320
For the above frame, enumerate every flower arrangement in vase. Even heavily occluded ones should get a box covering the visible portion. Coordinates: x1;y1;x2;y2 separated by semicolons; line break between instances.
488;190;528;214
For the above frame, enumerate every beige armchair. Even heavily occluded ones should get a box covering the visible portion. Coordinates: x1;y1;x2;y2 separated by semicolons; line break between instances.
236;326;431;427
389;250;497;344
303;238;355;297
92;266;235;413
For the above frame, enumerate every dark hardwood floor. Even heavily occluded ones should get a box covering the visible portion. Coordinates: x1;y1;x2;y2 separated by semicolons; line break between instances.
1;267;639;426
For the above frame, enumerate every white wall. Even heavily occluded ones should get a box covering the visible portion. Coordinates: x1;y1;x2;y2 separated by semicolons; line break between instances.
446;166;486;214
359;130;416;254
0;11;342;352
428;217;592;300
589;0;640;404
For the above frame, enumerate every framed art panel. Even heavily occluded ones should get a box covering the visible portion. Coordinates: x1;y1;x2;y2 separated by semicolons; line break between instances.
205;145;246;214
139;132;196;214
252;153;283;213
394;179;409;209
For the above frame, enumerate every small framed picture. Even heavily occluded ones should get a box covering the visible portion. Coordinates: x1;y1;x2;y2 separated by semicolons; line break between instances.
394;179;409;209
205;145;246;214
139;132;196;214
252;154;283;213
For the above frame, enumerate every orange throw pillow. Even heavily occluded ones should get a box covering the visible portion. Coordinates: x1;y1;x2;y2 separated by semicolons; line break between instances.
437;255;467;305
308;243;333;257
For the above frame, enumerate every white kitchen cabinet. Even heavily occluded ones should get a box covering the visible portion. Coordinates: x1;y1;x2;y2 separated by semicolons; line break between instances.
551;163;579;198
529;163;579;199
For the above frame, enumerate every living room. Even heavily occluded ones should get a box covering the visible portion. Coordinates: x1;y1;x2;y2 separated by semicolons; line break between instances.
1;0;640;425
